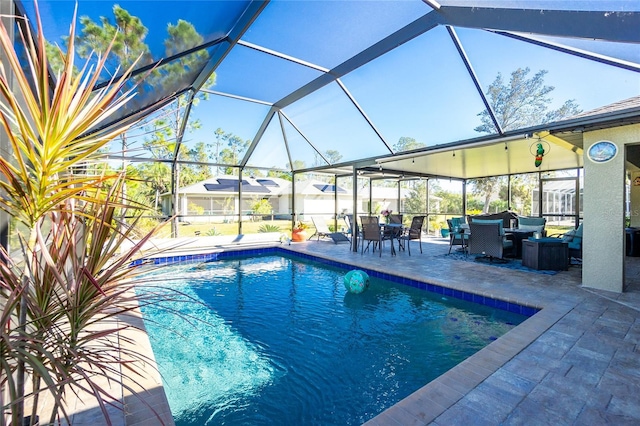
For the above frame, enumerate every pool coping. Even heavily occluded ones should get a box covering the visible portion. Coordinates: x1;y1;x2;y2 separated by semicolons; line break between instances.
129;244;569;425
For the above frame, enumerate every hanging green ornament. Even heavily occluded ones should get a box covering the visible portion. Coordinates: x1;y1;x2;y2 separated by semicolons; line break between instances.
534;142;545;167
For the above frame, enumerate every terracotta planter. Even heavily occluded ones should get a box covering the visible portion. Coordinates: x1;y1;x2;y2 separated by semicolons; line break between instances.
291;229;308;242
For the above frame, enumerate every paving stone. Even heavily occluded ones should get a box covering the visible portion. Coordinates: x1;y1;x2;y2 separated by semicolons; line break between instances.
517;350;573;376
593;318;633;339
433;400;499;426
607;395;640;420
565;364;604;387
413;380;463;410
609;349;640;380
623;323;640;344
580;386;613;411
575;331;621;355
501;356;549;383
525;377;587;420
524;338;572;360
474;378;525;410
600;305;639;323
598;369;640;397
485;368;538;397
575;406;639;426
502;397;569;426
562;346;612;375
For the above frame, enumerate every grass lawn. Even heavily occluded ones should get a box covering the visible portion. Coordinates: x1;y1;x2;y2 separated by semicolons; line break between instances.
175;219;297;237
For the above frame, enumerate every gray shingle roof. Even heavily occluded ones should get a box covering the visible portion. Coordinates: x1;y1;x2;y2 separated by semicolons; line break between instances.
569;95;640;119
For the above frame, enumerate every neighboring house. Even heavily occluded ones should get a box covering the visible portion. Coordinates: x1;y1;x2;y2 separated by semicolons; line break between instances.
161;176;292;223
161;175;441;222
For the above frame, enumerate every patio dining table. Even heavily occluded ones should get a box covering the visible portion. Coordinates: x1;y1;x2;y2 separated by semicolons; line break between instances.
379;223;404;256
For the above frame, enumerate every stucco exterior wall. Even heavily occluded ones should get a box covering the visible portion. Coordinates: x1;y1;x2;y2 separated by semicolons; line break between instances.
583;124;640;292
629;168;640;227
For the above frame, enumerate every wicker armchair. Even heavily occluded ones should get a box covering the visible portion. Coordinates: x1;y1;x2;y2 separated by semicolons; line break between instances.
468;221;514;260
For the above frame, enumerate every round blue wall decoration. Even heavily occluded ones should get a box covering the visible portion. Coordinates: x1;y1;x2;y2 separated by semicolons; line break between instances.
588;141;617;163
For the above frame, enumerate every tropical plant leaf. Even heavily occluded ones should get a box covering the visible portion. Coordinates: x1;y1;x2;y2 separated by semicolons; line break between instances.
0;3;179;425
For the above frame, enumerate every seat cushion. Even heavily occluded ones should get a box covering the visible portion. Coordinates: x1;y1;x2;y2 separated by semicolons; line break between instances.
518;216;546;226
568;240;581;250
472;219;505;235
561;229;576;243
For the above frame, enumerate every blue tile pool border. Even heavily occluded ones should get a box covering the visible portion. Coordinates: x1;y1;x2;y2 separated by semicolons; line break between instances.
132;247;540;317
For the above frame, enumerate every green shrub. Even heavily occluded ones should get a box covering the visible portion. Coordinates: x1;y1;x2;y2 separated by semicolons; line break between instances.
206;228;222;236
258;224;281;233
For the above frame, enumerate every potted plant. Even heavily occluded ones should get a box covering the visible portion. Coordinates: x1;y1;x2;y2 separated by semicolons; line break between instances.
381;209;392;223
0;5;172;425
291;221;309;242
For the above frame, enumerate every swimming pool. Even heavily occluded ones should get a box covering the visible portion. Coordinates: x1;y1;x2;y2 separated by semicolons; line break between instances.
138;252;529;425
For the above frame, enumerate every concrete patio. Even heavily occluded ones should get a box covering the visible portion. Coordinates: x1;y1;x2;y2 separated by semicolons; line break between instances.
282;235;640;425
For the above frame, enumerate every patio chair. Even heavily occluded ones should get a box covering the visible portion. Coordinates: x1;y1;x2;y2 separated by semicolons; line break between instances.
344;214;362;247
550;223;583;262
310;216;351;244
518;216;547;236
447;217;469;254
468;220;514;261
310;216;333;241
360;215;383;256
398;215;425;255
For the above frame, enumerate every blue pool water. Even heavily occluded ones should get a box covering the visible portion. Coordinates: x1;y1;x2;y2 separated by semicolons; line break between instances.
138;254;527;426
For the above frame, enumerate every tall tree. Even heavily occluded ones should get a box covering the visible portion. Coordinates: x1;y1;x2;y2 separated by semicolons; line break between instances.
267;169;293;181
159;19;213;93
210;128;228;175
475;67;582;134
324;149;342;164
404;180;427;214
184;142;213;184
393;136;426;152
219;135;250;174
312;149;343;167
74;5;154;205
74;7;220;235
75;5;153;73
471;67;582;212
287;160;306;171
468;176;506;213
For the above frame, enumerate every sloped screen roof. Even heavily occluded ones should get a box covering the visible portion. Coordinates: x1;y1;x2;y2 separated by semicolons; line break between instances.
17;0;640;179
